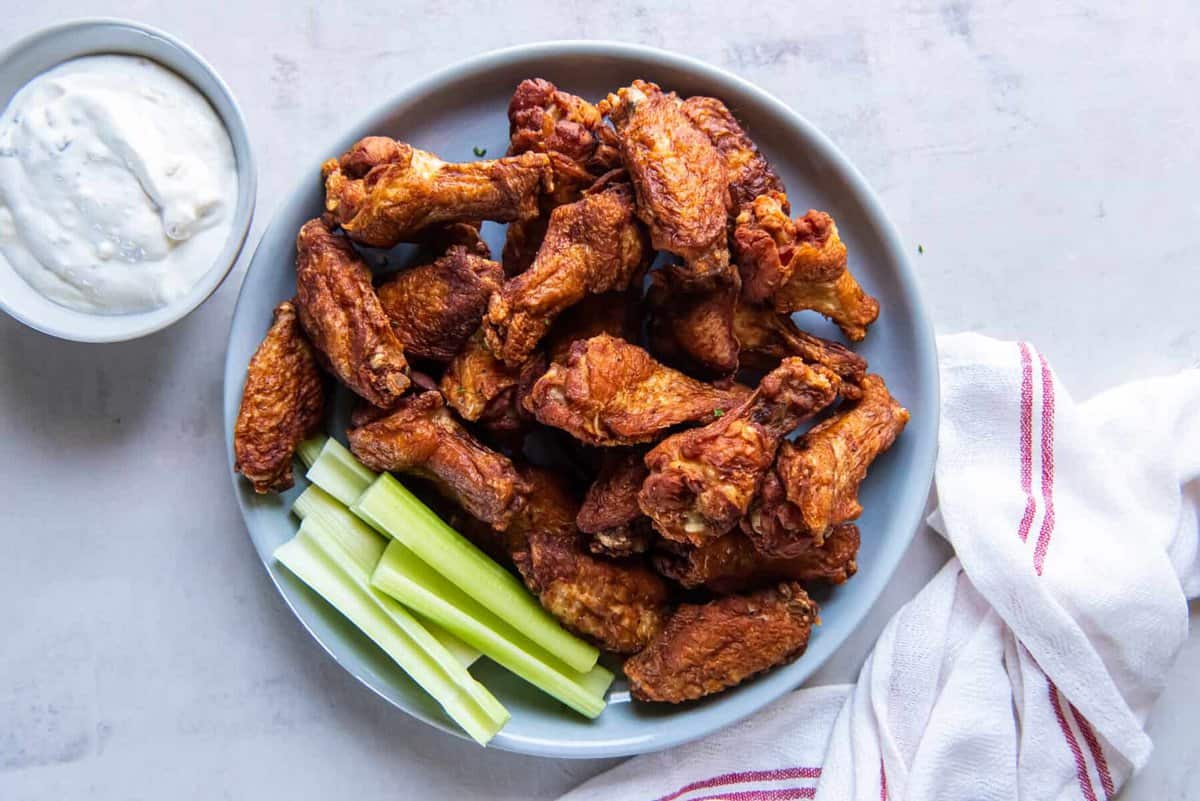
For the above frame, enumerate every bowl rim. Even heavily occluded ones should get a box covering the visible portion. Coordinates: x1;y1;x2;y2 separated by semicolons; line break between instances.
0;17;257;343
223;39;940;759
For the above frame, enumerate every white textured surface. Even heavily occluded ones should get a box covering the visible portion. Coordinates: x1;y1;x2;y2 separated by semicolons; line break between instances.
1;2;1197;799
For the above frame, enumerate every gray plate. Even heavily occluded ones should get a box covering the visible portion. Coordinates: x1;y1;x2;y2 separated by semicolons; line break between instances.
222;41;938;759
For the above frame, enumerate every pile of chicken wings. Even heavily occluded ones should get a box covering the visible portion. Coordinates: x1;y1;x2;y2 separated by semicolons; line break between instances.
234;78;909;703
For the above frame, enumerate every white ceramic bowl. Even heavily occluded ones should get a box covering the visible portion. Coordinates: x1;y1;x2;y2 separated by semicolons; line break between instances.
0;18;257;342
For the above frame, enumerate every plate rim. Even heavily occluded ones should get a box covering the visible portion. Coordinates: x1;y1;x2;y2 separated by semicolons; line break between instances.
222;39;940;759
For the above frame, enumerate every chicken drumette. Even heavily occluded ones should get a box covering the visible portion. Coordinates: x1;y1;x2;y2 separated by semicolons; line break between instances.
639;358;840;545
525;334;751;447
233;300;325;493
323;137;552;248
745;374;909;556
624;582;819;703
294;217;410;407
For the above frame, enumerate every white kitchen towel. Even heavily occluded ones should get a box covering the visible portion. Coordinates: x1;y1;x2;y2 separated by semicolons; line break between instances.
560;333;1200;801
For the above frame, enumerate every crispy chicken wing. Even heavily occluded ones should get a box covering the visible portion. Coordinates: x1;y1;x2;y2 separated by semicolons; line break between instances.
681;95;785;213
233;301;326;493
745;375;908;555
646;269;741;375
294;218;410;407
346;390;529;530
503;78;622;275
639;359;840;545
576;449;653;557
654;524;859;593
544;289;639;366
733;301;867;397
322;137;552;248
440;331;545;433
624;582;818;703
600;81;731;286
525;334;751;446
734;193;879;341
483;183;648;366
376;246;503;363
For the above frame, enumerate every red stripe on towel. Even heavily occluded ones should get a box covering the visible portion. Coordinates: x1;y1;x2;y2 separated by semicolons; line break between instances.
1017;342;1037;542
1049;681;1098;801
1032;350;1057;574
654;768;822;801
1072;703;1115;799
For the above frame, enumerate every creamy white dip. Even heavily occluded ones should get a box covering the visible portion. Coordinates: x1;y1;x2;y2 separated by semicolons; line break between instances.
0;54;238;314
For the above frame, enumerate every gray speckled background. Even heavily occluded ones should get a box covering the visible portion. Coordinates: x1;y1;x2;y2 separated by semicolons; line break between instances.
1;2;1198;798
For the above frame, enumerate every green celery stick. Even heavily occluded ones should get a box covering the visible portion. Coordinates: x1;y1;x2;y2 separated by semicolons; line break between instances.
354;474;599;674
306;437;376;505
296;434;328;469
373;541;612;718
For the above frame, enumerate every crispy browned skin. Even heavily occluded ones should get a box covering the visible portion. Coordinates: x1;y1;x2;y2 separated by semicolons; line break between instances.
745;375;909;555
733;301;867;397
600;81;731;286
346;391;529;530
545;289;638;366
376;247;503;362
681;96;785;212
654;524;859;593
639;359;840;545
294;218;410;407
440;331;545;432
483;183;648;366
646;270;741;375
322;137;552;248
625;582;818;702
503;79;622;275
233;301;325;493
577;449;653;557
525;334;752;446
734;193;879;341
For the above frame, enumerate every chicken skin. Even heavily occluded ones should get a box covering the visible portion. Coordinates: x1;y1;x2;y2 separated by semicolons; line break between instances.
654;524;859;594
483;183;648;366
680;95;785;213
745;374;909;555
294;218;410;407
576;449;653;557
322;137;552;248
639;359;840;546
346;391;529;530
503;78;622;275
525;334;751;446
233;301;326;493
733;301;867;397
624;582;819;703
544;289;639;366
734;193;879;341
600;81;731;286
376;246;504;363
440;331;544;433
646;269;741;376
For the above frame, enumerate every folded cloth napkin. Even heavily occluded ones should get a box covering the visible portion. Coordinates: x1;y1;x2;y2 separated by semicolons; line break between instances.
560;333;1200;801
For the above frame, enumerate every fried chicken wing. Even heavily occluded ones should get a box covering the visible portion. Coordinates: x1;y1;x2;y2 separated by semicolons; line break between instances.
733;301;867;397
600;81;731;285
576;449;653;557
624;582;818;703
646;269;741;375
294;218;410;407
734;194;879;341
503;78;622;275
322;137;552;248
525;334;751;446
544;289;639;366
654;524;859;593
681;96;785;213
639;359;840;545
745;375;909;555
376;246;503;363
346;390;529;530
440;331;545;433
233;301;326;493
483;183;648;366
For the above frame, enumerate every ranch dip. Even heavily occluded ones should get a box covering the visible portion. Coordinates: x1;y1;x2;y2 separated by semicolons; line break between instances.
0;54;238;314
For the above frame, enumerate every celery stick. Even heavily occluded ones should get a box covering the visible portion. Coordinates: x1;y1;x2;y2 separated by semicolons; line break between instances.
296;434;328;470
354;474;599;674
306;437;376;505
373;541;612;718
275;528;508;744
293;486;480;668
